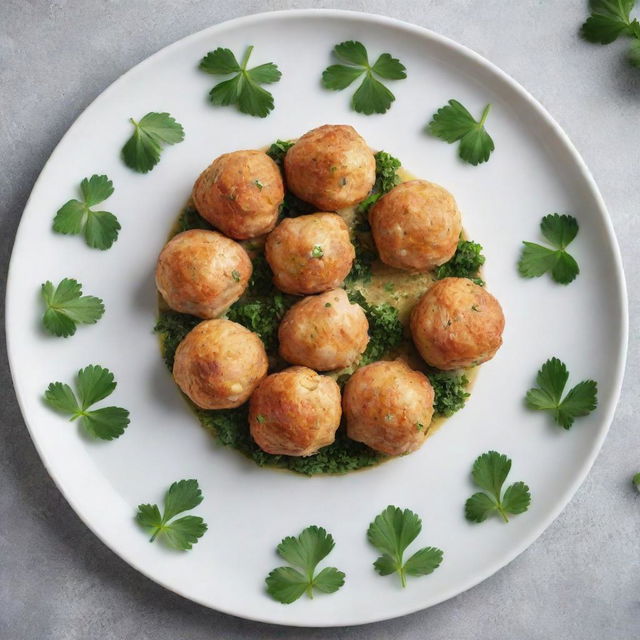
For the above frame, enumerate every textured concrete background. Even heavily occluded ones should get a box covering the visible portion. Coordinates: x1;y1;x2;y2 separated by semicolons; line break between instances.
1;1;639;638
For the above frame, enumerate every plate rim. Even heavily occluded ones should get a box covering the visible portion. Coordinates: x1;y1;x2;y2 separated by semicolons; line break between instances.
5;8;629;627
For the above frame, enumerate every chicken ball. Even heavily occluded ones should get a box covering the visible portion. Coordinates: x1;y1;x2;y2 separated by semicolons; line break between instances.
173;319;268;410
265;213;355;295
369;180;462;272
156;229;252;319
249;366;342;456
284;125;376;211
343;360;435;456
410;277;505;370
278;289;369;371
192;150;284;239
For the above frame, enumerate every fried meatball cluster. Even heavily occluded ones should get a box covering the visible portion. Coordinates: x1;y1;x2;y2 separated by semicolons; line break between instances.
284;124;376;211
193;150;284;239
173;319;268;410
249;367;342;456
370;180;461;272
278;288;369;371
410;277;505;370
156;229;251;319
158;124;505;463
265;212;354;295
343;361;435;456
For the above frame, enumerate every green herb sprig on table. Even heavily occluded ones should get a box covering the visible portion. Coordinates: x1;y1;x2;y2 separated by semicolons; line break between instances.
41;278;104;337
44;365;130;440
136;479;208;550
53;174;120;249
322;41;407;115
122;112;185;173
581;0;640;67
525;357;598;429
518;214;580;284
367;506;444;588
199;46;281;118
465;451;531;523
265;526;345;603
427;100;494;166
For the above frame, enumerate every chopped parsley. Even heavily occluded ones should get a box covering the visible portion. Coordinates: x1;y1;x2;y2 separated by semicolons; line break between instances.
434;239;485;284
428;372;470;417
266;139;294;166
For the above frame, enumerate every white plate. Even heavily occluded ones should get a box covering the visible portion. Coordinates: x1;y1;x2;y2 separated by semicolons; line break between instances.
6;9;627;627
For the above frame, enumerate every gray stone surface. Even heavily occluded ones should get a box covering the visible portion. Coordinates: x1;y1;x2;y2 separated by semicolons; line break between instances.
1;1;639;638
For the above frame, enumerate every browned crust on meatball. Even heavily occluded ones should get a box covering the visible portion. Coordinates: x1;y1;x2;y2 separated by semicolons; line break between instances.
155;229;252;319
264;213;355;295
410;277;505;370
284;125;376;210
192;150;284;240
343;360;435;456
369;180;462;272
173;319;268;410
278;289;369;371
249;367;342;456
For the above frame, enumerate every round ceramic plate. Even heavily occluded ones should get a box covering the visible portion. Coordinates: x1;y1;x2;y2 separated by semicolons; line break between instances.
6;9;627;627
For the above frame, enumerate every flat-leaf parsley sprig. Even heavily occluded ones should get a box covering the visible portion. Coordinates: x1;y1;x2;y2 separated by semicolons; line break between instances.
367;505;444;588
41;278;105;337
518;214;580;285
53;174;120;250
427;100;494;166
44;365;130;440
525;357;598;429
199;46;282;118
465;451;531;524
265;526;345;603
322;40;407;115
581;0;640;68
136;479;208;550
122;112;185;174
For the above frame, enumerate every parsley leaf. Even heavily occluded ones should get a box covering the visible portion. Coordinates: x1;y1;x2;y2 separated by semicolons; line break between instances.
633;472;640;492
629;36;640;65
427;100;494;165
434;238;485;283
53;175;120;249
518;214;580;284
199;46;281;118
265;526;345;603
465;451;531;523
581;0;639;44
525;357;598;429
122;112;185;174
367;505;443;587
44;365;129;440
41;278;105;337
136;479;207;550
322;41;407;115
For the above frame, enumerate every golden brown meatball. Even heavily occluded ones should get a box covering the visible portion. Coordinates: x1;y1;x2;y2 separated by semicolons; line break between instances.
156;229;252;319
249;367;341;456
278;289;369;371
192;150;284;240
265;213;355;295
284;125;375;210
369;180;462;272
410;277;505;370
343;361;435;456
173;319;268;410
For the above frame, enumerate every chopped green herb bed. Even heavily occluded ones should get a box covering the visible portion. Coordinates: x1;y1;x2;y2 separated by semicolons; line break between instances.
434;239;485;284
